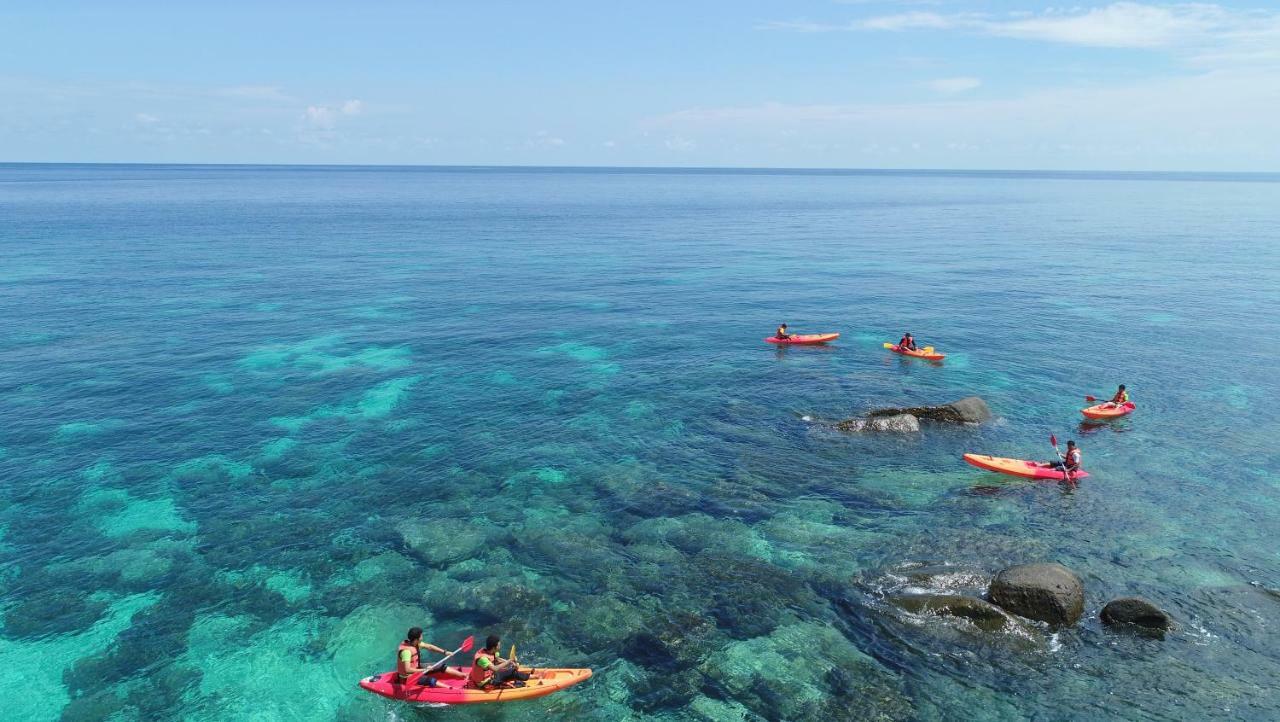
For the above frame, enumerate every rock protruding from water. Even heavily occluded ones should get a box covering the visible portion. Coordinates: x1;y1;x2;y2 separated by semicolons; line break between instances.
834;413;920;433
865;396;992;425
1101;597;1171;631
988;563;1084;625
888;593;1027;634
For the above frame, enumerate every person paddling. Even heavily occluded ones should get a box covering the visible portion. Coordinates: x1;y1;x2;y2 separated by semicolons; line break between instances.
467;634;530;689
1049;440;1082;478
397;627;466;685
1109;385;1129;405
898;332;917;351
776;323;791;340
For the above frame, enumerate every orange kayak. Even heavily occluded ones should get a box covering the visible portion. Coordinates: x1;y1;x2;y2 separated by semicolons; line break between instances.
1081;401;1135;420
765;333;839;345
359;667;591;705
887;344;944;361
963;453;1089;480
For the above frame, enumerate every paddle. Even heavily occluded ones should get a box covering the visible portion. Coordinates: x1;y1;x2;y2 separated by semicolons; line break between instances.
425;635;475;673
1050;434;1075;482
882;342;934;354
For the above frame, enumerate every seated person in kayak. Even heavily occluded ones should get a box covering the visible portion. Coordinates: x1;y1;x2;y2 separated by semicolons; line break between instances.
776;323;790;340
397;627;466;684
1049;440;1082;474
467;634;530;688
1109;385;1129;405
898;332;917;351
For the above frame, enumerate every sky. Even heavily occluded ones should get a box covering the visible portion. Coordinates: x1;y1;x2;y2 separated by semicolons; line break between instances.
2;1;1279;170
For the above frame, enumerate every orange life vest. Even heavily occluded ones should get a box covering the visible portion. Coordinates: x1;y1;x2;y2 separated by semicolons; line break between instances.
397;642;420;680
467;649;496;688
1065;448;1082;469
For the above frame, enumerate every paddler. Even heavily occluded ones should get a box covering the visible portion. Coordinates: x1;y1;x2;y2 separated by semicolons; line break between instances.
1049;440;1082;477
898;332;917;351
467;634;530;688
776;323;791;340
1109;385;1129;405
397;627;467;685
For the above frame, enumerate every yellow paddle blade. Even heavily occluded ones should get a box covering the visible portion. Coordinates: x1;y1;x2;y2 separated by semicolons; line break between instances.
923;346;934;353
508;644;517;662
882;342;894;349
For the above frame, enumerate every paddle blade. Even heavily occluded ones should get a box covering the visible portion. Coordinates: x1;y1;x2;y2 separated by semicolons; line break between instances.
508;644;517;662
882;342;894;349
1085;395;1097;402
460;635;475;652
922;346;934;353
1050;434;1058;448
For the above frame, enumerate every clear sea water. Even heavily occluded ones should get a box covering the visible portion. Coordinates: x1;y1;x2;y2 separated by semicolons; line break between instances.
1;164;1279;721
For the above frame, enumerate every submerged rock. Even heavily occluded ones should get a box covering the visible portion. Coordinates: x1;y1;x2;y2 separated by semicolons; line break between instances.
988;563;1084;625
1101;597;1172;631
834;413;920;433
866;396;992;425
888;593;1029;634
890;562;990;593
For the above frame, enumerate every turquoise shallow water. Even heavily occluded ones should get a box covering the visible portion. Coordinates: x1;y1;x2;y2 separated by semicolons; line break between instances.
1;164;1279;721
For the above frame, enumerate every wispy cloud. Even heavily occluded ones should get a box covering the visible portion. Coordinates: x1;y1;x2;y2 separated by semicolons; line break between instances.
302;99;364;129
764;3;1280;64
926;77;981;94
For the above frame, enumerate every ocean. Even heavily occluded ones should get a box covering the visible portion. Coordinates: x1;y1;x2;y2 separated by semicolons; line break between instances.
1;163;1278;721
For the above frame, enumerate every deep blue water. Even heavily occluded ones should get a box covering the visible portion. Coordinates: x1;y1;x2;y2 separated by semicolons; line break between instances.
1;164;1279;721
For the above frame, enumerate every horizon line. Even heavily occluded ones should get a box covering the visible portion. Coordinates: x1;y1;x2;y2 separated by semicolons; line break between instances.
2;161;1279;178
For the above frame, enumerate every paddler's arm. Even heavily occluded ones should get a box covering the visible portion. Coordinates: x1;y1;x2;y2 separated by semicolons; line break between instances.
418;641;448;656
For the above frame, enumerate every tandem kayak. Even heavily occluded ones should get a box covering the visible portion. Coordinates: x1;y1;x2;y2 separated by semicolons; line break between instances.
963;453;1089;481
765;333;839;345
1081;401;1135;420
886;343;944;361
359;667;592;705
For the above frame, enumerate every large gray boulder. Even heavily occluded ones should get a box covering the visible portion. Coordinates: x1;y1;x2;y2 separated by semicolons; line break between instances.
834;413;920;433
866;396;991;425
1101;597;1171;631
988;563;1085;625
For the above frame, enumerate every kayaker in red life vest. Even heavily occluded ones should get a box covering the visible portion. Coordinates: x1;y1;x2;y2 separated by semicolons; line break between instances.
1110;385;1129;405
898;332;917;351
397;627;466;685
467;634;530;688
776;323;790;340
1049;440;1083;476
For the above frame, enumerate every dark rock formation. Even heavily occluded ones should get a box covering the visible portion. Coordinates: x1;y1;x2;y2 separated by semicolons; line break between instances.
889;593;1025;633
988;563;1084;625
866;396;992;424
1101;597;1171;630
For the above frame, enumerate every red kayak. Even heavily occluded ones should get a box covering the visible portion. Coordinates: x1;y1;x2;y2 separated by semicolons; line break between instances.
963;453;1089;481
1081;401;1135;420
765;333;839;345
360;667;592;705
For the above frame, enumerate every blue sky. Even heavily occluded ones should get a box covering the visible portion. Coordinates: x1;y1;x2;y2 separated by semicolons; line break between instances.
2;1;1278;170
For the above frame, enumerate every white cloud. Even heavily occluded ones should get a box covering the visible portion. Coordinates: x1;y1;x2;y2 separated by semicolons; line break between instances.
303;99;364;129
527;130;566;148
765;3;1280;63
304;105;338;128
664;136;696;151
213;85;294;102
927;76;981;94
135;112;159;124
643;68;1280;169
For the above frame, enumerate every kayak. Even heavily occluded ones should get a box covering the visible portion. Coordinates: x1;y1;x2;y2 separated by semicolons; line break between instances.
765;333;839;345
359;667;592;705
887;344;944;361
1081;401;1135;420
963;453;1090;481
